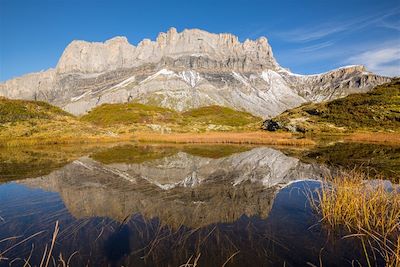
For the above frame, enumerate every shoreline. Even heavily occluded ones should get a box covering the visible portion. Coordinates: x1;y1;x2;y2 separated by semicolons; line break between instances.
0;131;314;147
1;130;399;148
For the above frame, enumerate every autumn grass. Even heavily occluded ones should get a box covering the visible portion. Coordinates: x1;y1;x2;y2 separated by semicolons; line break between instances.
0;221;76;267
310;171;400;266
133;131;316;146
0;135;128;148
344;132;400;145
0;102;126;147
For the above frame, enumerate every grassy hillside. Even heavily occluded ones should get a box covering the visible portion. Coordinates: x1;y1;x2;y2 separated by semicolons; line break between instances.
0;97;113;146
81;103;262;131
265;79;400;133
0;97;72;123
182;105;260;127
80;103;180;126
0;98;263;146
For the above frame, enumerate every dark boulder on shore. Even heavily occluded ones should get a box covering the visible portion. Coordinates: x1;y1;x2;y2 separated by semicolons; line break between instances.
262;119;306;133
262;119;282;131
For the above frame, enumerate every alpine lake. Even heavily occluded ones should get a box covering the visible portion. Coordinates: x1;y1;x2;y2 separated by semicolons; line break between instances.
0;141;398;267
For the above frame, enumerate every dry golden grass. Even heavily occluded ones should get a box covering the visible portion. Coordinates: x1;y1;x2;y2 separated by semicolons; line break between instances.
0;221;77;267
344;132;400;145
0;135;131;148
310;171;400;266
133;131;316;146
313;172;399;236
0;116;130;147
0;129;316;148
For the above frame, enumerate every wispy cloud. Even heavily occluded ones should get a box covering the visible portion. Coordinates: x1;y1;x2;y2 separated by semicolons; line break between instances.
277;8;400;43
378;19;400;31
345;45;400;77
295;41;335;52
279;24;347;43
275;37;400;76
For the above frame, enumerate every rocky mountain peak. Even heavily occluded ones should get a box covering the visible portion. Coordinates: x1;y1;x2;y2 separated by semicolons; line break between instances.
55;28;278;74
104;36;130;45
318;65;367;76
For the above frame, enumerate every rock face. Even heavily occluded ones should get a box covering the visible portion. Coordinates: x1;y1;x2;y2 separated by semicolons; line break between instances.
0;28;391;118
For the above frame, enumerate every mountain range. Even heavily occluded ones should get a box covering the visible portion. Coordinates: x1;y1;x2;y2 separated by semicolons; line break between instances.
0;28;391;118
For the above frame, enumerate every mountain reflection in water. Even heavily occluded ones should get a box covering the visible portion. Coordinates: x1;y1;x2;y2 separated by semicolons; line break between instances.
0;145;372;267
20;146;327;226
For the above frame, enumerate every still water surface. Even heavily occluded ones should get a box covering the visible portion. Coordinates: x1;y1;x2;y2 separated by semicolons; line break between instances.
0;143;398;266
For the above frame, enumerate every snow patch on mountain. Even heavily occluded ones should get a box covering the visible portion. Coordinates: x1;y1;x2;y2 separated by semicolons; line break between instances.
71;91;91;102
139;69;176;84
232;71;251;87
178;70;201;87
110;75;136;89
277;65;367;78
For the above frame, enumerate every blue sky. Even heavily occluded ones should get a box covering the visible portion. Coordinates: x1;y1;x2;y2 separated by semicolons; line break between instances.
0;0;399;81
